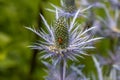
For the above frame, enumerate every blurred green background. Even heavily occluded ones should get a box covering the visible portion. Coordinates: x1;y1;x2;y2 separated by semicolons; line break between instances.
0;0;60;80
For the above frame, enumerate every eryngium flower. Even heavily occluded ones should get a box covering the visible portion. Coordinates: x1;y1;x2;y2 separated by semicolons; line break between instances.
47;1;93;18
26;10;101;64
90;2;120;38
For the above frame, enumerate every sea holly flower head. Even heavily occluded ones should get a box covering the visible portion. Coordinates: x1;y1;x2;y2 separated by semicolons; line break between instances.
47;0;93;18
26;9;102;65
89;2;120;38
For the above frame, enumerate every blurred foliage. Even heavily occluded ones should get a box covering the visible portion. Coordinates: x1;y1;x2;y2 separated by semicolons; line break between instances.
0;0;61;80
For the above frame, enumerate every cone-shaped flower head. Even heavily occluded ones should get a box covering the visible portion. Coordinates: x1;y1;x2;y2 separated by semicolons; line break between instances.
54;17;69;49
63;0;77;13
26;10;102;65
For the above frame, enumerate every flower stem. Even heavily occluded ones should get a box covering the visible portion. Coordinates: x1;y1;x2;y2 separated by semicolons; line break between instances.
92;56;103;80
60;59;66;80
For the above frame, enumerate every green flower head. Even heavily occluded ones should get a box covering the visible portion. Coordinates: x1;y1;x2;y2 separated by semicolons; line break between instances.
54;17;69;49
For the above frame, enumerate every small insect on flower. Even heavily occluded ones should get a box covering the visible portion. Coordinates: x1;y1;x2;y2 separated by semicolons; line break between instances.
26;9;102;65
58;37;63;44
